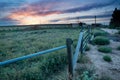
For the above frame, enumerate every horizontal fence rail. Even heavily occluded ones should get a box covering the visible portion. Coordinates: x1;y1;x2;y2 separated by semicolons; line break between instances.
73;32;83;70
0;45;66;66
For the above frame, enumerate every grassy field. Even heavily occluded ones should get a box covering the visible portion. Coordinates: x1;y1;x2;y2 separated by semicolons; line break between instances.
0;28;80;80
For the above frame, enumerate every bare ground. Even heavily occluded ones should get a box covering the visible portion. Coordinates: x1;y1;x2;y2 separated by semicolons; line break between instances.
85;28;120;80
101;28;118;35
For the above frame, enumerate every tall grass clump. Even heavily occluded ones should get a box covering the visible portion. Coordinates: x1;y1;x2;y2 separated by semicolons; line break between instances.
77;55;90;63
92;36;110;45
76;64;96;80
39;52;67;79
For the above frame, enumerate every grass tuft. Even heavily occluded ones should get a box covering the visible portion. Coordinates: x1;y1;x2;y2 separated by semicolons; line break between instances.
77;54;90;63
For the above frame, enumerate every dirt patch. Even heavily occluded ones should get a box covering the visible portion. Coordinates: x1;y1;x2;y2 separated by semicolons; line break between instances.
107;35;120;42
101;28;118;35
101;28;120;42
86;40;120;80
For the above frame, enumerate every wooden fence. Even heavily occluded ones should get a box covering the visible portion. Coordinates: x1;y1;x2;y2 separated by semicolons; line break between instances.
0;26;92;80
66;26;92;80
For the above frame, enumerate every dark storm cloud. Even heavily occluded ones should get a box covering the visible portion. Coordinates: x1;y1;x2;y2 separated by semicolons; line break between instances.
0;17;12;21
15;0;115;17
0;0;116;17
72;14;111;20
62;0;116;13
17;0;116;16
50;13;112;22
0;17;19;26
0;21;18;26
0;1;25;11
9;0;62;17
50;19;61;22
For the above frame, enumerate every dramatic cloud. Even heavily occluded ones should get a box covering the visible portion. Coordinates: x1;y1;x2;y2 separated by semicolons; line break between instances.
0;0;25;11
50;13;112;22
10;0;116;16
62;0;116;13
0;0;118;25
7;1;62;25
0;17;19;25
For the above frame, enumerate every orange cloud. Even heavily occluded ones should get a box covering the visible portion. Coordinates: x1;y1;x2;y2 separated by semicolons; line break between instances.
9;12;49;25
8;4;61;25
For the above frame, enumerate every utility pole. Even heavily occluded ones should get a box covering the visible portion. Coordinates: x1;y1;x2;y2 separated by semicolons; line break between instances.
95;16;96;26
77;17;79;24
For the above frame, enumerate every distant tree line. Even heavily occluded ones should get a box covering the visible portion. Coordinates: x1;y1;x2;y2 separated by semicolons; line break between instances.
110;8;120;28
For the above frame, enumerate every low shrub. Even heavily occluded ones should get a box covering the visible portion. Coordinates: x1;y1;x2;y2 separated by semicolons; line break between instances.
117;46;120;50
92;29;107;37
98;46;112;53
117;30;120;34
103;55;112;62
92;36;110;45
85;45;90;51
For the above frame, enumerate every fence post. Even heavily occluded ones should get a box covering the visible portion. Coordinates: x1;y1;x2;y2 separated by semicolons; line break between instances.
81;26;83;32
80;38;83;54
66;38;73;80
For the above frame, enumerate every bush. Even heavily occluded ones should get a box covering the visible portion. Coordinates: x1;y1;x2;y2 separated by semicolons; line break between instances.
92;36;110;45
103;55;112;62
117;46;120;50
92;30;107;37
98;46;112;53
85;45;90;51
117;30;120;34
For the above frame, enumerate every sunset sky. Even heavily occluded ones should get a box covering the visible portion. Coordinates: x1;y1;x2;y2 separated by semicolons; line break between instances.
0;0;120;26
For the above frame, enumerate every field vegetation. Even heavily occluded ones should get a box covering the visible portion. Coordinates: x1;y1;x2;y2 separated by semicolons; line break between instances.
0;28;80;80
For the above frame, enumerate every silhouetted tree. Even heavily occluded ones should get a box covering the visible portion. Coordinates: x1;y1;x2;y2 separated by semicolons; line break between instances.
110;8;120;28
